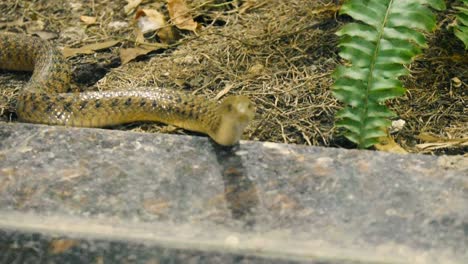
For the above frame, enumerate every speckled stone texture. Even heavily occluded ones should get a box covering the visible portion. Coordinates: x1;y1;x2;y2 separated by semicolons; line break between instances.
0;123;467;263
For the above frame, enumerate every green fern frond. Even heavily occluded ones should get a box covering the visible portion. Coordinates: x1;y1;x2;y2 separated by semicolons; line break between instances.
454;0;468;48
332;0;445;148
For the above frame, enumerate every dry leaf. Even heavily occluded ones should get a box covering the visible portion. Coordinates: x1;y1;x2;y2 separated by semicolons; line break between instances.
49;239;78;254
63;40;120;58
134;27;146;44
135;8;175;43
136;9;166;33
416;133;468;151
124;0;143;14
32;31;58;40
119;47;155;64
80;15;97;25
167;0;198;31
215;83;234;100
416;133;443;142
416;141;468;151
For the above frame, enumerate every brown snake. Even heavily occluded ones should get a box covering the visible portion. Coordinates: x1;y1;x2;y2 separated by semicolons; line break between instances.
0;34;255;145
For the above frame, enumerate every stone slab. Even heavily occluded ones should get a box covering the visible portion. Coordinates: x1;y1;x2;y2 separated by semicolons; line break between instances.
0;123;467;263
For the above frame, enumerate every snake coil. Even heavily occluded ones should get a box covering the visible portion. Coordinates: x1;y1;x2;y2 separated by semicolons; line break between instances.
0;34;255;145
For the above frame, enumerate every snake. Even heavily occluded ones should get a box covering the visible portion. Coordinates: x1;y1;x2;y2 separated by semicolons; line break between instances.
0;33;255;145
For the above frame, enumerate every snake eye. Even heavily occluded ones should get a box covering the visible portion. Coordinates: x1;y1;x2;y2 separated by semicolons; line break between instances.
226;103;233;112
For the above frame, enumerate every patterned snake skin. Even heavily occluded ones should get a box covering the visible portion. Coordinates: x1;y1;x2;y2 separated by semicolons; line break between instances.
0;34;255;145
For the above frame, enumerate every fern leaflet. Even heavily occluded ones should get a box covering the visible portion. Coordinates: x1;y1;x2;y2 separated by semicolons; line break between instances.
454;0;468;48
332;0;445;148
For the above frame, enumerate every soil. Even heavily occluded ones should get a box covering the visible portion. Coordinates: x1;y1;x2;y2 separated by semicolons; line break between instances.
0;0;466;155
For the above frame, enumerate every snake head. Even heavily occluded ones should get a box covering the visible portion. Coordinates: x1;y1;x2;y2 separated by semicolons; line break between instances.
212;95;256;146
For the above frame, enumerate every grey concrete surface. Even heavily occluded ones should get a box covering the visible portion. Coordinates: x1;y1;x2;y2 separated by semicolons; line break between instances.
0;123;467;263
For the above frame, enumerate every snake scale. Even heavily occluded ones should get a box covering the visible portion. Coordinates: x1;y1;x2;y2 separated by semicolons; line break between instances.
0;33;255;145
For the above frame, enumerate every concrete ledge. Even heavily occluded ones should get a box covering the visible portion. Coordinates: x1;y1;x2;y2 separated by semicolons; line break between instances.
0;123;467;263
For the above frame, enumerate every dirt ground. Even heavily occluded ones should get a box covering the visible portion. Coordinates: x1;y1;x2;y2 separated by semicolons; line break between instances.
0;0;466;155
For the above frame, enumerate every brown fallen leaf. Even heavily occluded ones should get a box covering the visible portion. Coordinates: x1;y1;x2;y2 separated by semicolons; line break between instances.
119;47;155;64
32;31;58;40
63;40;120;58
417;133;444;142
167;0;198;31
80;15;97;25
136;9;166;33
416;141;468;151
416;133;468;151
134;27;146;45
124;0;143;14
215;83;234;100
135;8;175;43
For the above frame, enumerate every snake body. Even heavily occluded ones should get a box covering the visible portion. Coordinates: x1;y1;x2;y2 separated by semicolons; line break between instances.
0;34;255;145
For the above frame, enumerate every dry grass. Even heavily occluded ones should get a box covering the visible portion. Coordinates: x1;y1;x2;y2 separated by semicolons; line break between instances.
0;0;466;154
